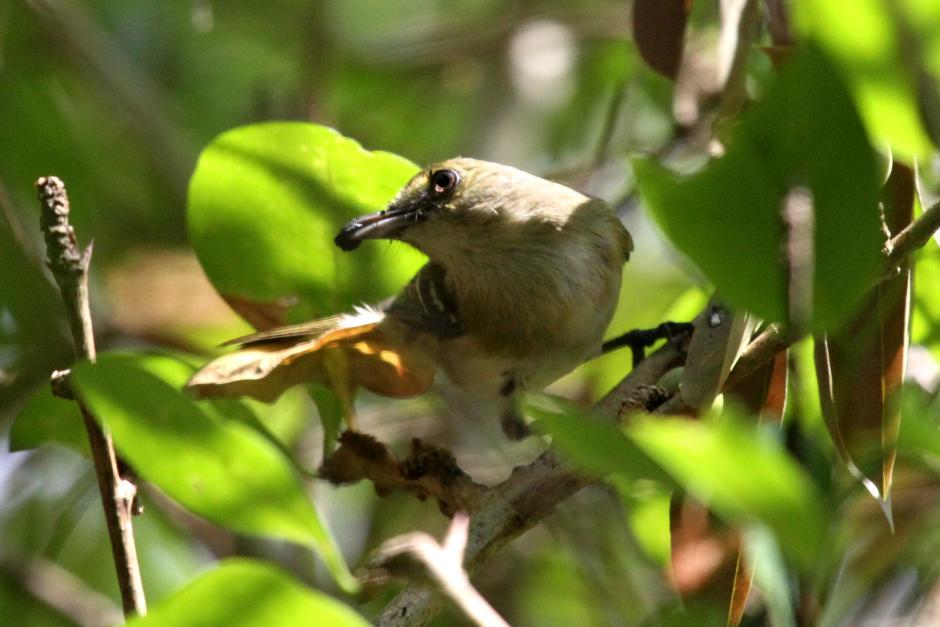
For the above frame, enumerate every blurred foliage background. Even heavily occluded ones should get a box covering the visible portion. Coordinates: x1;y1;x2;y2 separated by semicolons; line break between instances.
2;0;940;626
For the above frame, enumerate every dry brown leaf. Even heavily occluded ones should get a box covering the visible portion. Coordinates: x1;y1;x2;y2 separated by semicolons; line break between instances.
814;163;914;510
680;298;756;412
632;0;691;79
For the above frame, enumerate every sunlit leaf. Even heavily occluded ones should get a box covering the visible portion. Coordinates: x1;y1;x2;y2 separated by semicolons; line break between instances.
912;243;940;362
628;415;827;570
70;353;357;592
726;549;753;627
743;526;796;627
527;396;671;484
794;0;938;160
635;46;883;331
128;559;368;627
617;479;672;566
187;122;425;326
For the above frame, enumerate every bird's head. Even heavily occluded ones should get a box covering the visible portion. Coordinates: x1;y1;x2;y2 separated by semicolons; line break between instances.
334;158;591;259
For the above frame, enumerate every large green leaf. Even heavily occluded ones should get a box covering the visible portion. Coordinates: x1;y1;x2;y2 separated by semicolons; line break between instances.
634;46;883;331
795;0;939;161
10;352;291;462
187;122;425;323
69;353;357;592
628;415;828;570
128;559;368;627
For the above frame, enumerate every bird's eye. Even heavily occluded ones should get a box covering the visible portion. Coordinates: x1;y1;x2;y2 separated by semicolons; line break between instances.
430;169;459;196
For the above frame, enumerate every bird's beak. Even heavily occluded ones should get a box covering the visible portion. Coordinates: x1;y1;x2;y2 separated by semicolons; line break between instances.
334;202;418;251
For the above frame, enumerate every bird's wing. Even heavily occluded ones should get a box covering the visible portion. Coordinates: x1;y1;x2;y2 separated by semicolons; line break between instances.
187;267;460;406
221;315;349;346
384;262;464;338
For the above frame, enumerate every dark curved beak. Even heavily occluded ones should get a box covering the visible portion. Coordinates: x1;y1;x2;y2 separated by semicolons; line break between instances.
334;204;418;251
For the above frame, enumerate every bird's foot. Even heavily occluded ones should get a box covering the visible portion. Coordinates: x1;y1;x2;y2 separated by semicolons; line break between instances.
500;410;531;441
602;321;694;367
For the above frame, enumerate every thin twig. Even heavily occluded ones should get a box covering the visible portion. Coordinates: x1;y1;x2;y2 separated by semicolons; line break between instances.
37;176;147;616
368;514;509;627
885;198;940;273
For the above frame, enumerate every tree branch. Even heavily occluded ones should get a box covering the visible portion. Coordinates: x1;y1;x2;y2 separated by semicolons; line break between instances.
367;514;509;627
374;341;685;626
885;197;940;273
36;176;147;617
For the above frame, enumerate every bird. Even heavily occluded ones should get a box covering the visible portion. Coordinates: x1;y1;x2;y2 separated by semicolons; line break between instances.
187;158;633;439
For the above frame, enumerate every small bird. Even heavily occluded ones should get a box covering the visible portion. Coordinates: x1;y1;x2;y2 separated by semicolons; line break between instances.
188;158;633;438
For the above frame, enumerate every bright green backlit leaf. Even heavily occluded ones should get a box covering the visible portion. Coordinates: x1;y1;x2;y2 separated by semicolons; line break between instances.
635;46;882;331
795;0;938;161
744;526;797;627
187;122;425;324
617;479;672;566
628;415;827;570
913;244;940;362
129;559;368;627
70;353;357;592
10;352;290;462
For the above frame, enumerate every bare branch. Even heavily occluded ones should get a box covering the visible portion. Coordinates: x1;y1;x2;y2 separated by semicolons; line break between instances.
885;197;940;274
368;514;509;627
36;176;147;617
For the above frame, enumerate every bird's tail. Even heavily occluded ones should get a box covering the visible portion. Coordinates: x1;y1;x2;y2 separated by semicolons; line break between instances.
187;306;436;418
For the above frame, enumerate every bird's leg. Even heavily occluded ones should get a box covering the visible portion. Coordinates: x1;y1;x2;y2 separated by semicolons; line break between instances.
501;408;531;440
601;321;694;367
498;376;531;440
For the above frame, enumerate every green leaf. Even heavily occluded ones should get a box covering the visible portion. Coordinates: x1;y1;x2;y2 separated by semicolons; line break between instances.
743;526;796;627
794;0;938;161
128;559;368;627
70;353;358;592
634;46;883;331
619;480;672;566
187;122;425;323
10;385;88;456
913;243;940;363
628;415;827;570
527;396;671;484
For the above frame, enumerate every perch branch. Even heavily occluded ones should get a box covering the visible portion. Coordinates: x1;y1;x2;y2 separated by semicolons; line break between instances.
374;341;685;626
37;176;147;616
884;197;940;274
